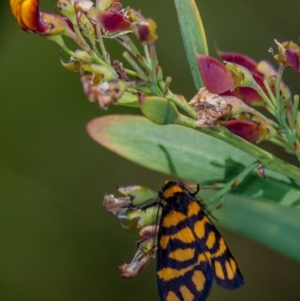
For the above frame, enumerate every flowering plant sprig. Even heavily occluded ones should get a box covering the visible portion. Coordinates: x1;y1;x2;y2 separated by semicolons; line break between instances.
10;0;300;172
10;0;300;265
10;0;197;117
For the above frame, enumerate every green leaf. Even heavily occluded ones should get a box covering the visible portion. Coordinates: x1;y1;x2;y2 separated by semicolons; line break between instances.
87;115;300;207
140;97;179;125
215;196;300;263
87;114;300;261
174;0;208;89
87;115;254;183
118;92;139;107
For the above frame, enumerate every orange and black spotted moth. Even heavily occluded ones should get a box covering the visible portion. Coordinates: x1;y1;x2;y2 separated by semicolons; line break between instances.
155;181;244;301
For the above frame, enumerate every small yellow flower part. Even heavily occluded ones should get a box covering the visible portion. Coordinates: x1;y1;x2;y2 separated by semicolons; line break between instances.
131;18;158;44
274;40;300;68
10;0;46;32
10;0;73;37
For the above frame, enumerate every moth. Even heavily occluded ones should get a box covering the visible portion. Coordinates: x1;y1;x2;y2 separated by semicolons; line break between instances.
155;181;244;301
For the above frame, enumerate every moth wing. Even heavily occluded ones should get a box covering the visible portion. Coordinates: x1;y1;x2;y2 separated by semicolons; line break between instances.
192;202;244;289
156;197;215;301
156;230;214;301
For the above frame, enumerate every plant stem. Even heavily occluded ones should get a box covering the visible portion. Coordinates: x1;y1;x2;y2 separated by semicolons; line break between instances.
269;138;292;151
123;52;148;81
95;17;110;64
253;82;276;114
166;91;198;119
207;161;260;208
177;114;300;180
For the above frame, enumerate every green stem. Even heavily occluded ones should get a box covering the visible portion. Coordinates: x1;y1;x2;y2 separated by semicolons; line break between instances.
263;79;276;107
177;114;300;180
117;35;142;57
166;91;198;119
247;106;280;129
268;138;292;151
275;65;285;103
124;69;140;77
47;35;77;57
89;51;113;70
90;39;102;58
161;77;172;96
206;160;260;208
123;52;148;81
292;95;299;134
149;43;159;94
276;103;300;162
271;66;300;162
144;45;151;65
95;17;110;64
71;23;91;51
252;82;276;114
117;36;151;72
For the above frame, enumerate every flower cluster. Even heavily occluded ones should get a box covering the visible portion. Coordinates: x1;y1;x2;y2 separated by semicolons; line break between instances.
103;185;159;278
10;0;158;109
10;0;300;159
194;44;300;152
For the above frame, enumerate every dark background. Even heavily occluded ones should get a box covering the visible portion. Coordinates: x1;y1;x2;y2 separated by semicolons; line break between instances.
1;0;300;300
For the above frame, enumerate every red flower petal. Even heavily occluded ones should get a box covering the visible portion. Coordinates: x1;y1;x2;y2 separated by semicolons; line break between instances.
286;48;300;72
224;120;262;142
217;51;258;73
196;55;234;94
99;11;131;33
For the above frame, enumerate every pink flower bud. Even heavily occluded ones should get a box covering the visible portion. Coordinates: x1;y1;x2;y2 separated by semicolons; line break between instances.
274;40;300;71
286;48;300;72
131;19;158;44
224;120;263;142
217;50;258;74
196;54;234;94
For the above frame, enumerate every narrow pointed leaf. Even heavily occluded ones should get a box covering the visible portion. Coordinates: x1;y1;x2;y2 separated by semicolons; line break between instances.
174;0;208;89
86;115;300;207
87;114;300;261
215;196;300;263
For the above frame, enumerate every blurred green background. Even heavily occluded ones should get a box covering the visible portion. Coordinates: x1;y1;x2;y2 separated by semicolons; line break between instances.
1;0;300;300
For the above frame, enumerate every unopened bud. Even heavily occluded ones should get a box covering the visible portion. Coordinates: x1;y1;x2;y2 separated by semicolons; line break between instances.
273;40;300;68
224;119;276;143
225;62;256;89
222;95;255;115
139;96;179;125
117;185;157;205
126;206;159;229
56;0;77;23
131;18;158;44
40;12;72;36
60;56;81;72
196;54;234;94
78;11;96;38
81;63;115;82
